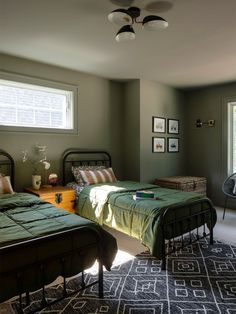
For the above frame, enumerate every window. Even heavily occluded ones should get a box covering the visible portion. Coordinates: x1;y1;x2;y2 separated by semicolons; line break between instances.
0;72;78;133
228;100;236;174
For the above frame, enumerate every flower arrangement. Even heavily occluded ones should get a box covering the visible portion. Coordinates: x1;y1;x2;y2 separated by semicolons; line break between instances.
22;144;51;187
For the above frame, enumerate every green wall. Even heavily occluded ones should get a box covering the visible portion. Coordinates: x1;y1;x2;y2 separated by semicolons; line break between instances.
123;80;140;181
2;54;235;207
140;79;186;182
185;82;236;206
122;79;186;183
0;54;124;191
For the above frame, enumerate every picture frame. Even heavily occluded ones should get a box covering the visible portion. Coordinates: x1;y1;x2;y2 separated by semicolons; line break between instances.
167;137;179;153
152;137;165;153
168;119;179;134
152;117;166;133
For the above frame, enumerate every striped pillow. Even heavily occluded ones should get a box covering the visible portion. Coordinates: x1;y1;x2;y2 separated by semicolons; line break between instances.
72;165;105;185
79;167;117;185
0;176;14;194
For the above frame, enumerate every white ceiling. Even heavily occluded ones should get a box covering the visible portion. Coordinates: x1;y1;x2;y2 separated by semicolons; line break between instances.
1;0;236;89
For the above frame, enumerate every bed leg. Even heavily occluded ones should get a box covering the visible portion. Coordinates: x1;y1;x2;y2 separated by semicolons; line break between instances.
16;272;24;313
161;257;166;270
81;270;85;288
26;291;30;305
98;261;104;298
161;238;166;270
19;293;23;314
210;229;213;245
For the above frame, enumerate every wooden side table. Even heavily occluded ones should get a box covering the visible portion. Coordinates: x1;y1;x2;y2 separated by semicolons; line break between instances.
24;186;76;213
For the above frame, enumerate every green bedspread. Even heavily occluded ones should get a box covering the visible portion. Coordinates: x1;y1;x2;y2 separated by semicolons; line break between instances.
78;181;216;258
0;192;117;302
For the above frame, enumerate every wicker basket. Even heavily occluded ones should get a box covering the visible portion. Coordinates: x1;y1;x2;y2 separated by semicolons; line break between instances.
154;176;207;196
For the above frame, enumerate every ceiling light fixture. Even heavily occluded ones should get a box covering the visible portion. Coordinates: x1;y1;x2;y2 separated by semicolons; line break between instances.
108;6;168;42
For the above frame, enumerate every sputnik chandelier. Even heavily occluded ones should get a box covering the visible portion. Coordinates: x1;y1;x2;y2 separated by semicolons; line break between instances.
108;6;168;41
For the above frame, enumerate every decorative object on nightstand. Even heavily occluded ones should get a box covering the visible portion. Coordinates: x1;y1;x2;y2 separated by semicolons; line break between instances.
24;186;76;213
22;144;52;188
154;176;207;196
32;175;41;190
48;173;58;186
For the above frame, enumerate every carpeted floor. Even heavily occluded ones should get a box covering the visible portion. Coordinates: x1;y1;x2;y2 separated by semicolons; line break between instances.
9;238;236;314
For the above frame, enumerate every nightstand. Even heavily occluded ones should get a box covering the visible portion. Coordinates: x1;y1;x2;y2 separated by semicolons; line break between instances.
24;186;76;213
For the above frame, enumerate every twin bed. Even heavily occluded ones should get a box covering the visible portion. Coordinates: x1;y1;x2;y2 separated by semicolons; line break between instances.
0;149;117;313
62;149;216;269
0;148;216;313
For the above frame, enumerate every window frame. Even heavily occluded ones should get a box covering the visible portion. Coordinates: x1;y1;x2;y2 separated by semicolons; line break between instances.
227;100;236;175
0;71;78;134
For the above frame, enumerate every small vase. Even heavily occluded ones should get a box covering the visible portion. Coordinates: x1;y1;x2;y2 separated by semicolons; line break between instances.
32;175;41;190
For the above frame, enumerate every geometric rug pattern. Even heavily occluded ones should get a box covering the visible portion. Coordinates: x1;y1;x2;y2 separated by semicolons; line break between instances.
10;239;236;313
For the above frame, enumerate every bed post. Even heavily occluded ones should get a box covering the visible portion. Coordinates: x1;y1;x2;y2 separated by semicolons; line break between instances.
98;261;104;298
161;237;166;270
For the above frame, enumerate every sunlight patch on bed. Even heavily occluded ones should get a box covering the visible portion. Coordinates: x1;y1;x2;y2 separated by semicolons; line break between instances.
88;185;125;219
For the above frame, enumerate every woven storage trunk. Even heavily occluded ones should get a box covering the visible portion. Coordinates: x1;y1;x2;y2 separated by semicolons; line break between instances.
154;176;207;196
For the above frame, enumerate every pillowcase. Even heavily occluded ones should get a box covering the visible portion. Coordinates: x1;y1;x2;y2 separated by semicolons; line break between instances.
79;167;117;185
0;176;14;194
72;165;105;185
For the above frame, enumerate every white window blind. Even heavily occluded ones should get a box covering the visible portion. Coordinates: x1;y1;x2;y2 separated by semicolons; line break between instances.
0;78;74;131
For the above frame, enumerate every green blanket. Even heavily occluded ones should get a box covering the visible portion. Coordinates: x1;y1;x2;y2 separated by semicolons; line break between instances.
0;193;117;302
78;181;216;258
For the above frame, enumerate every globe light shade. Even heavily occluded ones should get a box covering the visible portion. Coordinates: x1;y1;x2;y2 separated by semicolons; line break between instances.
115;25;135;42
108;9;132;25
142;15;168;30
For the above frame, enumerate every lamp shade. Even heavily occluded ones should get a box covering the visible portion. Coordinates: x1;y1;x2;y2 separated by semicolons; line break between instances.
108;9;132;25
142;15;168;30
115;25;135;42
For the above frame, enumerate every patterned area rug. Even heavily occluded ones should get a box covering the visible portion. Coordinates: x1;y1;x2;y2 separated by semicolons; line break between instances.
10;239;236;313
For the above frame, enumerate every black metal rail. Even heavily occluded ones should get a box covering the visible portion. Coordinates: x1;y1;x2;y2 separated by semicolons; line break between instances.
0;149;15;188
0;226;104;314
161;198;214;269
62;149;111;185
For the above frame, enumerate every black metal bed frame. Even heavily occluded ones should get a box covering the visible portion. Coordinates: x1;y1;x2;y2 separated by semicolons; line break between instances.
0;149;14;188
0;149;105;313
1;227;104;314
62;148;215;270
62;148;112;186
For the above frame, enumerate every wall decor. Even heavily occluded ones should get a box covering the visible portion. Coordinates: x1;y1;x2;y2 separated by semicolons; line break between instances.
168;119;179;134
152;137;165;153
168;137;179;153
152;117;166;133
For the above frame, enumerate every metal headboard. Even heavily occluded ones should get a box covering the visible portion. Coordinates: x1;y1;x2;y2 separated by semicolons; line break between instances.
62;149;112;185
0;149;15;188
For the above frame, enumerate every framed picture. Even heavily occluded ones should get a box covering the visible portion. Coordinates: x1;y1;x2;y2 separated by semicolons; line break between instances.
152;137;165;153
152;117;166;133
168;137;179;153
168;119;179;134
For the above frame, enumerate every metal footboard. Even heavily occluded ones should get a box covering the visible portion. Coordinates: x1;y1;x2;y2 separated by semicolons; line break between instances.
161;198;215;270
0;226;104;314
